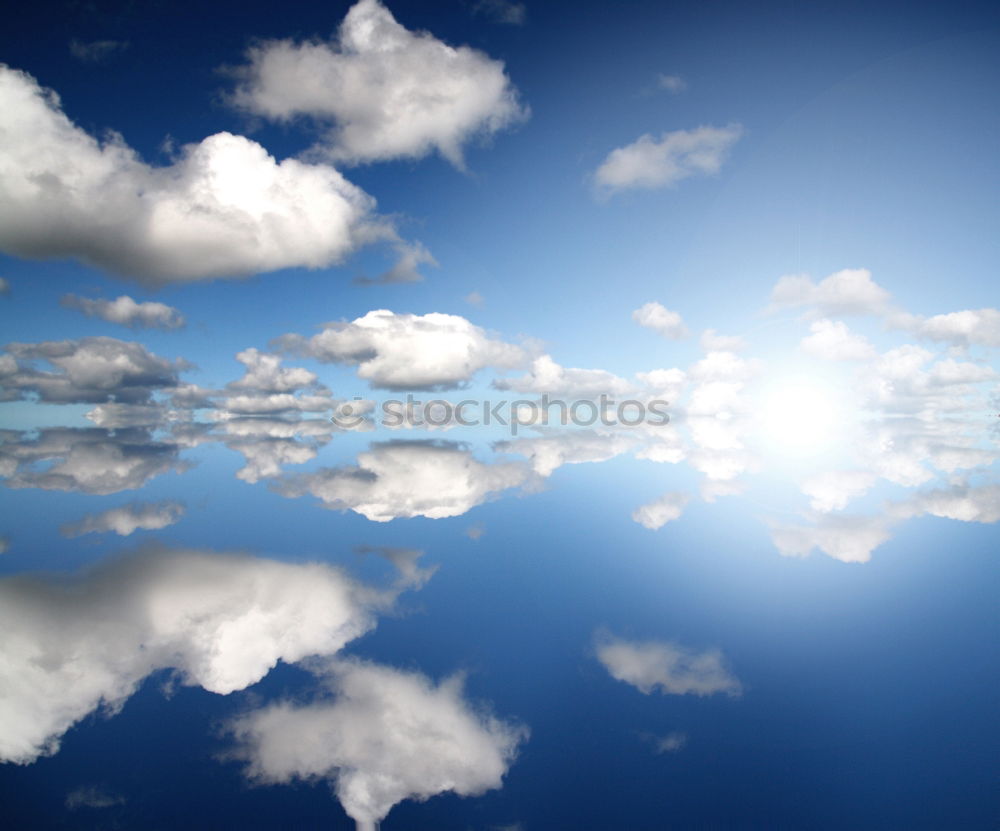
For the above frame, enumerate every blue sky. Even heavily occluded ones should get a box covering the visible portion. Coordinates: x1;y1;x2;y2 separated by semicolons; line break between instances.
1;0;999;828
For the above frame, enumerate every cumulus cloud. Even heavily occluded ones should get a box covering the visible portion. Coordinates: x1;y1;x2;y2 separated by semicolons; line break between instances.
493;354;634;398
631;491;689;530
594;124;742;195
229;0;527;167
1;337;182;405
800;319;876;361
891;308;1000;348
278;310;526;391
61;295;185;330
275;440;533;521
595;632;742;697
228;657;527;831
497;430;636;477
210;418;337;483
857;344;997;416
60;501;185;538
770;514;892;563
800;471;877;513
632;301;689;339
768;268;891;317
0;427;189;494
897;483;1000;524
228;348;317;394
0;546;406;764
0;65;398;283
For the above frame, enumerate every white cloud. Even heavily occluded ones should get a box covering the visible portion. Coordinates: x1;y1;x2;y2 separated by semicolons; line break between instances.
276;441;533;521
899;483;1000;524
891;308;1000;348
800;471;877;513
465;291;485;307
857;344;996;416
631;491;689;530
61;294;185;330
228;348;317;394
1;337;182;405
632;301;689;339
0;65;397;283
800;319;876;361
230;0;527;167
636;367;686;401
594;124;742;195
280;310;525;390
60;501;185;537
768;268;891;317
770;514;892;563
595;632;742;697
497;430;636;477
0;546;404;764
493;354;634;398
228;658;527;830
0;427;188;494
214;419;335;483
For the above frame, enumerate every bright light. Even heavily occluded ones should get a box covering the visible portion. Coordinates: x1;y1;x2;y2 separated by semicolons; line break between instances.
756;377;843;455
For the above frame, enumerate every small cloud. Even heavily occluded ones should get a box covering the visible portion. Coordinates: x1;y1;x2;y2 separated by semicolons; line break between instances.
0;536;9;554
594;124;743;196
68;39;129;64
767;268;891;318
632;491;689;530
595;630;742;697
465;291;485;307
65;786;125;810
472;0;527;25
61;294;185;330
355;544;437;589
465;523;486;540
356;241;437;285
657;74;687;94
60;501;185;538
633;301;689;339
0;277;9;295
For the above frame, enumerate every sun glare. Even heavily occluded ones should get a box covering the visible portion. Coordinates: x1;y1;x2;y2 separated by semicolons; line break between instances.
756;376;845;455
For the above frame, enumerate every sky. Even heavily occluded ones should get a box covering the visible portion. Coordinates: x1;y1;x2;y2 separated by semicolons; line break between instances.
1;0;999;828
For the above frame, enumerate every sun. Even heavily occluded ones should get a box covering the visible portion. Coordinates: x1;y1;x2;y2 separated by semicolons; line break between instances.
755;375;846;456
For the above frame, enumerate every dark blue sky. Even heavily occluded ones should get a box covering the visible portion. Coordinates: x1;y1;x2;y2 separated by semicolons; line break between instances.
1;0;999;828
